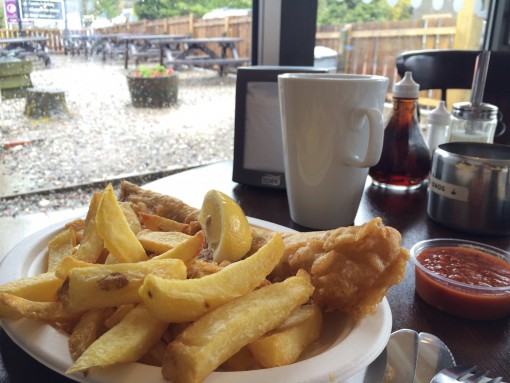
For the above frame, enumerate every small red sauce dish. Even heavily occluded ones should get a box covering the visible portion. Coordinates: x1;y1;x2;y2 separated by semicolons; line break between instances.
410;239;510;320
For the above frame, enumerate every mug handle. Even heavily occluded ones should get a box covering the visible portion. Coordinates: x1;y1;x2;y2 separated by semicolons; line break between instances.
344;107;384;168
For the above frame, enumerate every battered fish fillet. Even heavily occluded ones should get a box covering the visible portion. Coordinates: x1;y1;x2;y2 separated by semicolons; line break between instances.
273;218;409;320
120;181;199;224
119;182;409;320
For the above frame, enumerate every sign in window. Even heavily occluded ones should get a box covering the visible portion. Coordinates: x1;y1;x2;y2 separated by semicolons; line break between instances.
20;0;63;20
5;0;19;23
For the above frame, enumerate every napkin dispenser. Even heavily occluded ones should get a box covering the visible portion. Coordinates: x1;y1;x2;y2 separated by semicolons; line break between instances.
233;66;328;189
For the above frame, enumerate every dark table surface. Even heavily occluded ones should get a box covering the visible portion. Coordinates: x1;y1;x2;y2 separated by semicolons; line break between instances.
1;160;509;382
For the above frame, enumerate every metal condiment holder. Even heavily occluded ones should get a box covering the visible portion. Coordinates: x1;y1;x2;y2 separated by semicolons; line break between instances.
449;50;499;142
452;50;498;121
451;102;498;122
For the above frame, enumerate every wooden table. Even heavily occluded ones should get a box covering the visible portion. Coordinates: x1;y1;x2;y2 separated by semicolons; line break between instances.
0;36;50;66
1;161;509;382
112;34;186;69
64;34;98;58
165;37;251;75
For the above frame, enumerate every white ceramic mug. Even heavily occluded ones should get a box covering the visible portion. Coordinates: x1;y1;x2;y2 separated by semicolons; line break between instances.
278;73;389;229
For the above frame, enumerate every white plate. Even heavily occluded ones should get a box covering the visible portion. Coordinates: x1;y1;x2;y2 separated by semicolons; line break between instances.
0;217;392;383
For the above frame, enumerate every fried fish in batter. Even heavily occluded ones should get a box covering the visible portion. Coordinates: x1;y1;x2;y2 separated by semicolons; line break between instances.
273;218;409;320
120;181;199;225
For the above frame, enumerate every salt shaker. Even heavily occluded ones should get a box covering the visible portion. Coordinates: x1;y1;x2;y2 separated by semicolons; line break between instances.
447;50;499;144
448;102;498;143
426;100;450;154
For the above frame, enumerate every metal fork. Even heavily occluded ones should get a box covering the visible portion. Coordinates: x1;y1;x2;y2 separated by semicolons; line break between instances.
430;365;505;383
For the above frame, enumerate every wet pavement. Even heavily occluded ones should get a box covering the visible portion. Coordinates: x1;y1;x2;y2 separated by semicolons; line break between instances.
0;54;237;216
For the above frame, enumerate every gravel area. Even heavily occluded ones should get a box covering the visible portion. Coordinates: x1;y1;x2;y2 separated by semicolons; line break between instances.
0;54;237;216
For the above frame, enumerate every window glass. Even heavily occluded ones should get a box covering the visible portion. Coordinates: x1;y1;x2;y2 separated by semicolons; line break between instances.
0;0;496;211
316;0;491;107
0;7;248;208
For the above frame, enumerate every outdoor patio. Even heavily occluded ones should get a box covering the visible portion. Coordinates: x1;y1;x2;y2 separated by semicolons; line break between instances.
0;54;237;216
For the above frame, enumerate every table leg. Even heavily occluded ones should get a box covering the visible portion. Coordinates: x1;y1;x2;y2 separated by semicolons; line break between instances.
124;41;129;69
231;46;240;60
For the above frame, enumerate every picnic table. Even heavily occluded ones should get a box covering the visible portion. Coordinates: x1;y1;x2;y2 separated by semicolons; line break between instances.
100;34;186;69
64;34;96;58
0;36;50;66
165;37;251;75
93;34;250;75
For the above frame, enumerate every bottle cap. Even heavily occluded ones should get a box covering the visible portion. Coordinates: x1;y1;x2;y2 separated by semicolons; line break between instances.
393;71;419;98
427;101;451;125
452;101;498;121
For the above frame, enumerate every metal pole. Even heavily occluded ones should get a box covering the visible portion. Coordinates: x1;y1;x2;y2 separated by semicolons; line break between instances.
63;0;69;55
63;0;69;38
16;0;23;35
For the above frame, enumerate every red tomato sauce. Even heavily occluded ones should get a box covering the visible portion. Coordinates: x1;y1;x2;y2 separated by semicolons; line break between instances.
417;247;510;288
414;246;510;320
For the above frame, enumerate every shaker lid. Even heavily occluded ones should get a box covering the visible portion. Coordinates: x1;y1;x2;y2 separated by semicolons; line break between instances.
452;101;498;121
427;101;451;125
392;71;419;98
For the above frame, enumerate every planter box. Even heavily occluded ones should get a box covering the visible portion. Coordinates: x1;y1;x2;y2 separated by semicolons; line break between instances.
127;73;178;108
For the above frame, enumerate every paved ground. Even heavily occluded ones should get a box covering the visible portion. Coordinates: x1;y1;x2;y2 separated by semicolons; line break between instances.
0;54;237;216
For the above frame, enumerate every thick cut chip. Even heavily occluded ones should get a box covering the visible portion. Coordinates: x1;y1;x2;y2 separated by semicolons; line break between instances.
96;184;148;263
0;293;81;322
162;273;314;383
0;272;63;302
66;304;168;375
120;202;142;234
138;339;167;367
248;303;323;367
137;229;191;254
221;346;256;371
68;308;113;361
139;234;284;322
73;192;105;263
47;228;76;272
139;212;189;232
103;253;119;264
65;218;85;243
104;304;135;329
150;230;205;265
62;258;186;312
54;256;97;280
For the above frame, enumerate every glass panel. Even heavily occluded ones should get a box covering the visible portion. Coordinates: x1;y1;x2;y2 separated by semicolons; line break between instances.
316;0;492;108
0;6;252;205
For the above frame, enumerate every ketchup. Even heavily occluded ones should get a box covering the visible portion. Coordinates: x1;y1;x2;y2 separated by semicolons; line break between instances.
414;246;510;320
417;247;510;288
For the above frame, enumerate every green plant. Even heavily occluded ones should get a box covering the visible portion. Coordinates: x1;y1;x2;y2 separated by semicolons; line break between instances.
132;65;174;78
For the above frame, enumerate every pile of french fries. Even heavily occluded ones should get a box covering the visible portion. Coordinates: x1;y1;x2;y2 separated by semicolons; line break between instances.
0;184;324;383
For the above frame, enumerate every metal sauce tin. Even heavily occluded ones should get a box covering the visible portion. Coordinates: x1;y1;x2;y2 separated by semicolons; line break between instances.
428;142;510;235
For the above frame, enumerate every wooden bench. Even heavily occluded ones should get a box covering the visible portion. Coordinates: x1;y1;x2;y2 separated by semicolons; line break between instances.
14;50;51;67
0;59;33;99
166;57;251;75
131;49;186;66
132;49;160;65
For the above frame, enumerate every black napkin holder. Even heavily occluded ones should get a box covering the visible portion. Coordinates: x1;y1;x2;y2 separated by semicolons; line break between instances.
232;66;328;189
